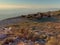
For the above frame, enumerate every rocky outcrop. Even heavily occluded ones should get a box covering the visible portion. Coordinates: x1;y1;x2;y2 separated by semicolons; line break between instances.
20;10;60;20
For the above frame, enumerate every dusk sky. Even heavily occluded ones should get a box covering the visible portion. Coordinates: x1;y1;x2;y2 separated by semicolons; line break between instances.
0;0;60;9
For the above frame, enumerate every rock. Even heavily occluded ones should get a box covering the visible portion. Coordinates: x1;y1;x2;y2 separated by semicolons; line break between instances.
0;34;7;39
45;37;58;45
17;41;25;45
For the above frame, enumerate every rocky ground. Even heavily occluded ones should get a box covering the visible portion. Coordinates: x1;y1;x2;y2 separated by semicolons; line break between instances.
0;21;60;45
0;10;60;45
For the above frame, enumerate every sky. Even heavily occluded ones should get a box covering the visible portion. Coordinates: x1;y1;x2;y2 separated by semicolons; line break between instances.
0;0;60;9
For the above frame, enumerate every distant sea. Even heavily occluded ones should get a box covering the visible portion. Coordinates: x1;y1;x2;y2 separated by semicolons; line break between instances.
0;8;60;20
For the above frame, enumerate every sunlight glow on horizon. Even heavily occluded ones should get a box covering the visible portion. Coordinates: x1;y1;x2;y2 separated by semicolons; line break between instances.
0;4;29;9
0;4;60;9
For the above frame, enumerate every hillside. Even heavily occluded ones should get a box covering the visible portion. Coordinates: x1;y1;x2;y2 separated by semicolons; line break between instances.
0;10;60;45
